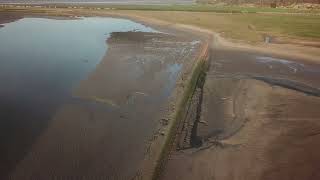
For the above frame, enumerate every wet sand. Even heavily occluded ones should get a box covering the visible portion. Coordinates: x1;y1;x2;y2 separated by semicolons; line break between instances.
7;30;202;179
0;13;22;27
161;48;320;180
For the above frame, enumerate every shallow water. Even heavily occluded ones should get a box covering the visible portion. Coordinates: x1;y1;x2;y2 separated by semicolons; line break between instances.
0;17;155;178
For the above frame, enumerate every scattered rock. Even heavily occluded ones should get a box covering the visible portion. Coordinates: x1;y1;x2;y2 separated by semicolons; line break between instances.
263;35;273;44
160;131;166;136
119;115;127;119
199;120;209;125
160;118;169;126
248;24;256;31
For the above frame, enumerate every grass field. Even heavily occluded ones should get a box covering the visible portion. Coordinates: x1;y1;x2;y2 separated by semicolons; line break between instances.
122;10;320;42
1;4;320;43
2;4;320;13
114;4;320;13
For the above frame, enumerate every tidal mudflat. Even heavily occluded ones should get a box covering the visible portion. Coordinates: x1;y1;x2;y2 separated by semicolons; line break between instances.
162;48;320;180
0;16;202;179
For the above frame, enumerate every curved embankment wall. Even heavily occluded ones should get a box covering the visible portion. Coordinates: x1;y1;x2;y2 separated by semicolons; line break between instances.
148;41;211;180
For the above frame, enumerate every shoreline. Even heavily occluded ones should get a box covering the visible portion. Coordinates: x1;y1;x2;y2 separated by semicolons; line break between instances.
0;13;209;180
3;7;319;64
1;8;320;180
103;11;320;63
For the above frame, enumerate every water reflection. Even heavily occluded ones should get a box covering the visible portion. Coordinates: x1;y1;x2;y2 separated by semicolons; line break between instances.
0;17;154;178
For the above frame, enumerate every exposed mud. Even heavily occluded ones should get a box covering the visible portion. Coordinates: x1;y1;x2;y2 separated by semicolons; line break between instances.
175;87;203;150
0;13;22;27
161;47;320;180
252;76;320;97
7;30;202;180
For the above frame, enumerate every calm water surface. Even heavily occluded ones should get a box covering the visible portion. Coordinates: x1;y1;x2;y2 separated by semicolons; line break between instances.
0;17;154;177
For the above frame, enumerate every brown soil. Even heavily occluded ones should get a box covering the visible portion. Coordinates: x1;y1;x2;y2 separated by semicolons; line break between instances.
161;48;320;180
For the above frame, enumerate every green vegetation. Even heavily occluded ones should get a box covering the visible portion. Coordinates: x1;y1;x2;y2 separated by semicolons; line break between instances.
99;4;292;13
53;4;320;13
152;45;209;180
1;5;319;42
123;10;320;42
235;14;320;39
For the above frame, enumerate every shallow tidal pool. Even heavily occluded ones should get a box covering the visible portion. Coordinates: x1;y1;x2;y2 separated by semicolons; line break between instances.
0;17;155;178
